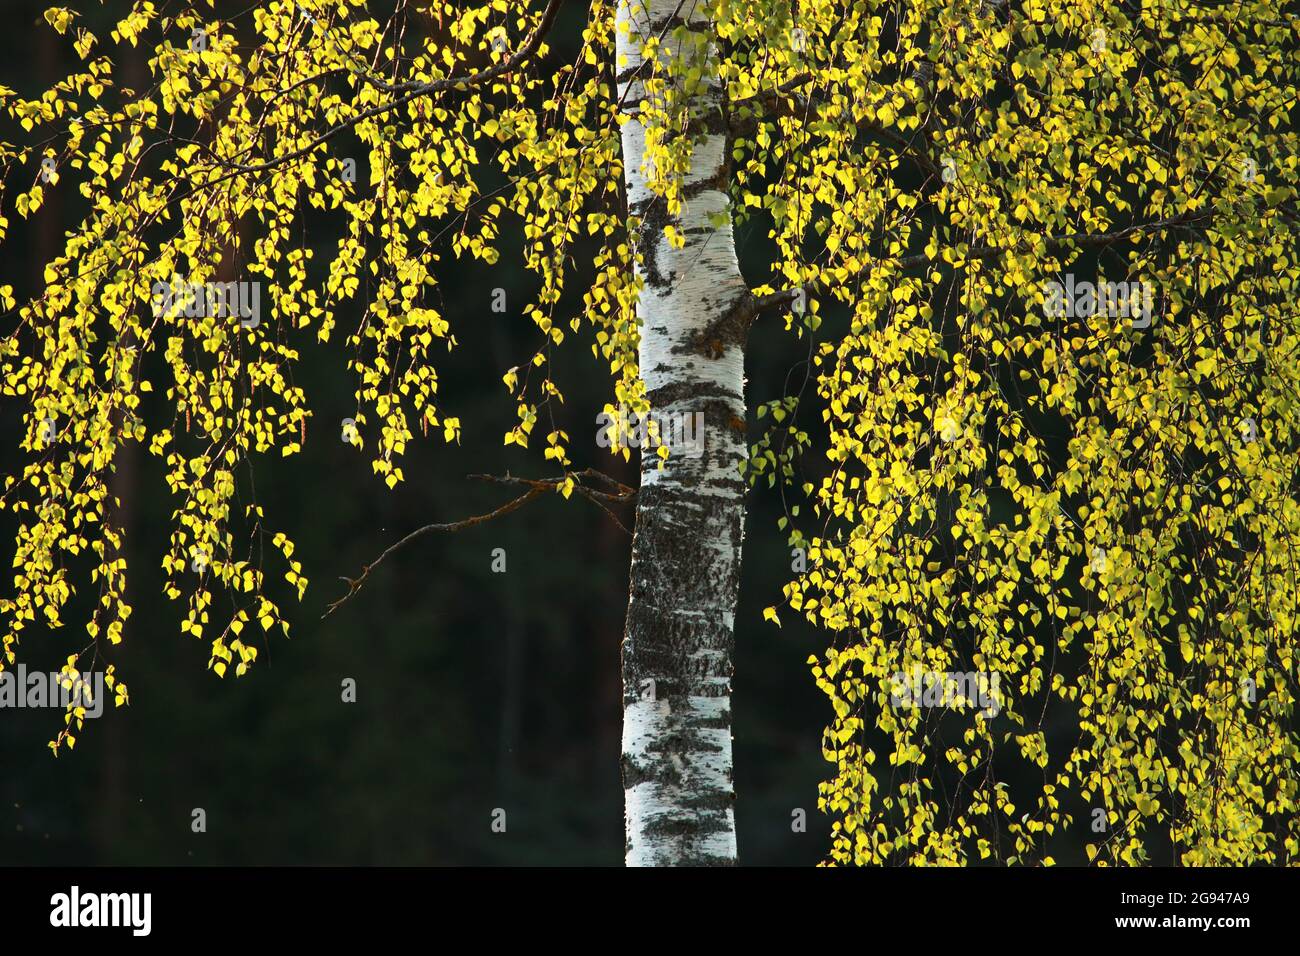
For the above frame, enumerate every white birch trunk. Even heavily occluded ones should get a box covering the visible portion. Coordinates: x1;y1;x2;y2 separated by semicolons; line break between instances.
616;0;748;866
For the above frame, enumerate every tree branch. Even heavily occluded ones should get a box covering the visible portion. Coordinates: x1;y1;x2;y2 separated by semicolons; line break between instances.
693;211;1213;353
203;0;568;189
322;467;634;618
731;61;940;177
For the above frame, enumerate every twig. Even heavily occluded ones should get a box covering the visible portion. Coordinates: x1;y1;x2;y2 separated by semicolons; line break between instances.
322;467;635;618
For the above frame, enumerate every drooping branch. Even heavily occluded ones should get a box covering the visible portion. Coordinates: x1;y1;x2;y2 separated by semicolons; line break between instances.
693;211;1214;354
203;0;569;188
731;61;940;177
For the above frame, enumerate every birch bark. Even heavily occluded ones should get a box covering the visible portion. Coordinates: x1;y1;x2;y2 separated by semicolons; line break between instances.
616;0;749;867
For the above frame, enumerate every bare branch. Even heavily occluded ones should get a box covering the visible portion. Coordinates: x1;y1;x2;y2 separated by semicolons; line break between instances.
322;467;635;618
322;484;546;619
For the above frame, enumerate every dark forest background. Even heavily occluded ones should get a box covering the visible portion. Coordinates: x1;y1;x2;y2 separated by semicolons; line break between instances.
0;0;832;866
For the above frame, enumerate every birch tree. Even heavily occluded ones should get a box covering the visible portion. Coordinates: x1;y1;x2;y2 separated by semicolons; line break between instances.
614;0;748;865
3;0;1299;867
